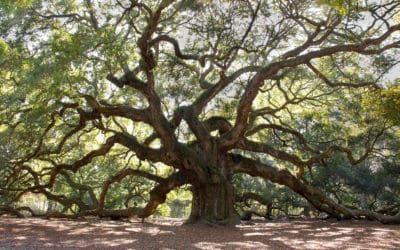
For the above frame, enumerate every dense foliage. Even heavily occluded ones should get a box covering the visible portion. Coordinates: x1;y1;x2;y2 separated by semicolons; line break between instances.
0;0;399;225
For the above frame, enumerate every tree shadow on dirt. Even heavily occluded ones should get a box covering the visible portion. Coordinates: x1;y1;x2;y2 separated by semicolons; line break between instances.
1;216;399;249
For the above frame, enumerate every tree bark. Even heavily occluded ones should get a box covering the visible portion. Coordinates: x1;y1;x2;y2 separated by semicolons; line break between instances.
232;155;400;224
187;173;240;226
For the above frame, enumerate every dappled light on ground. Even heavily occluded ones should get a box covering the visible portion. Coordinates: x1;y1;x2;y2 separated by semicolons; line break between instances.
0;216;399;249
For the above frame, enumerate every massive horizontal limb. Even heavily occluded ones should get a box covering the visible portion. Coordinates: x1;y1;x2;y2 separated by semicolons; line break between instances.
231;155;400;224
46;170;190;220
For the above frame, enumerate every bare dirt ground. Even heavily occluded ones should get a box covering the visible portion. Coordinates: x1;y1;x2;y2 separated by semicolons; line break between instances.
0;216;399;249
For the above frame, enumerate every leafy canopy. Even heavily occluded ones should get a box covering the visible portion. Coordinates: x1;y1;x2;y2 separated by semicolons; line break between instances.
0;0;399;224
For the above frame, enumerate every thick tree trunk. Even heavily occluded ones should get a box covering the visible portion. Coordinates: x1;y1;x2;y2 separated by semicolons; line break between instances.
187;177;240;226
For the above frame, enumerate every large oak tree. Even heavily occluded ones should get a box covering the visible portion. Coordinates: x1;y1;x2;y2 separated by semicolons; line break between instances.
1;0;400;225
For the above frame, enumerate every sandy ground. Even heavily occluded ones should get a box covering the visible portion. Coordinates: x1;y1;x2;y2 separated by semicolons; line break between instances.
0;216;399;249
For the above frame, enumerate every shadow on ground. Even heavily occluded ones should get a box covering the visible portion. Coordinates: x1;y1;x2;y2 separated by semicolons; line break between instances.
1;216;399;249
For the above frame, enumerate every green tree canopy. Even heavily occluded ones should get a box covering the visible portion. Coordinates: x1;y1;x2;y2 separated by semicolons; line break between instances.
1;0;400;225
